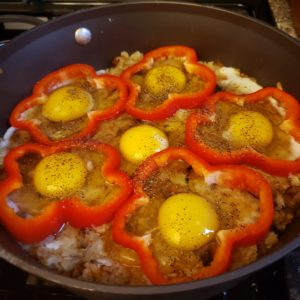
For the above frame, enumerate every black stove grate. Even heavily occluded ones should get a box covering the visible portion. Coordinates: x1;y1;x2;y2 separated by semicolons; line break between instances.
0;0;275;23
0;0;275;41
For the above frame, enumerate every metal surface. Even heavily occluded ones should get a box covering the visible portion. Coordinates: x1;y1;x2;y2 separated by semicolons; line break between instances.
0;14;44;25
0;2;299;299
0;0;275;23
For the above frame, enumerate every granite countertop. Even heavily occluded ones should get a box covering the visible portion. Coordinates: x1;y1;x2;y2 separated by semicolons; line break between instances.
268;0;299;39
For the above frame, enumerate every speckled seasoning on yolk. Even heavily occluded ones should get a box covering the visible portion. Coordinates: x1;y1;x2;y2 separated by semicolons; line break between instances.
119;125;169;163
144;65;186;98
222;110;274;149
42;85;93;122
33;152;87;198
158;193;219;251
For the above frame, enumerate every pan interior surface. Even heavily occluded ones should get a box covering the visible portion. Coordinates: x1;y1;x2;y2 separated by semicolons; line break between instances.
0;1;299;297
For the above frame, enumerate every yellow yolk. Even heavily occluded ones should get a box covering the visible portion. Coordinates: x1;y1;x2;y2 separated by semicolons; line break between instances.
119;125;169;163
42;86;93;122
33;152;87;198
158;193;219;251
144;65;186;97
224;111;273;149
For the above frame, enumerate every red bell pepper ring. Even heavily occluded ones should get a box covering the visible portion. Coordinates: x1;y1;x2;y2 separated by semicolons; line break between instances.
0;141;132;244
186;87;300;176
10;64;128;144
62;142;133;228
112;147;274;285
121;45;216;121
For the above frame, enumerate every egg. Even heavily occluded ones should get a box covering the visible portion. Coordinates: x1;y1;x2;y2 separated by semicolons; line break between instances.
144;65;186;98
222;111;274;149
33;152;87;198
158;193;219;251
42;85;93;122
204;63;262;94
119;125;169;163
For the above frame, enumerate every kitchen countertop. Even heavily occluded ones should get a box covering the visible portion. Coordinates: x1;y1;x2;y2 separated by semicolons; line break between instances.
268;0;299;39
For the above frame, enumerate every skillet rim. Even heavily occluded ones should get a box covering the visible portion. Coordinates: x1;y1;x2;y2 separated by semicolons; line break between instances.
1;233;300;294
0;1;300;295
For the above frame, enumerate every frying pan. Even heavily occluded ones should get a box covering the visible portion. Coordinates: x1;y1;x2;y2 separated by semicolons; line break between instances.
0;2;300;299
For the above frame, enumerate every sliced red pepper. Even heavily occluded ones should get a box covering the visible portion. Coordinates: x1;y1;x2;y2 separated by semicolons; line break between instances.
0;141;132;244
62;142;133;228
121;45;216;121
112;147;273;284
10;64;128;144
186;87;300;176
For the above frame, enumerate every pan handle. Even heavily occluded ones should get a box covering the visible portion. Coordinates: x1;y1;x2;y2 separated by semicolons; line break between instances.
0;14;45;26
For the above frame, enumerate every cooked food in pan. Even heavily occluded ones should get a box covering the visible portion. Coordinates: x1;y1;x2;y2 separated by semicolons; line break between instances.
0;46;299;286
186;88;300;175
112;147;273;284
9;64;128;144
121;46;216;120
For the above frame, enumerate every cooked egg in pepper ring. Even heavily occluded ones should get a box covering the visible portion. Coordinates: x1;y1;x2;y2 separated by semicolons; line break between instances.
133;58;206;110
12;64;125;143
39;83;120;140
8;149;119;217
126;160;260;277
42;86;93;122
196;100;299;160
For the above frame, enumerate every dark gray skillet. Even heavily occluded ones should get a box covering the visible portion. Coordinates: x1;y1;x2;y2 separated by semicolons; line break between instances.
0;2;300;299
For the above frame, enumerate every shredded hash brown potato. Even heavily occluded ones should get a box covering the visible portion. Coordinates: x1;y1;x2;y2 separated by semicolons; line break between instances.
0;50;300;286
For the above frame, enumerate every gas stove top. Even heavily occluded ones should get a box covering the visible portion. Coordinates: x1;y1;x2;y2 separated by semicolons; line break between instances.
0;0;275;42
0;1;299;300
0;0;275;19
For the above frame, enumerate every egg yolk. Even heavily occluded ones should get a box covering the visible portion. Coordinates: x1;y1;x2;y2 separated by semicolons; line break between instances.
144;65;186;98
223;111;273;149
119;125;169;163
42;86;93;122
33;152;87;198
158;193;219;251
